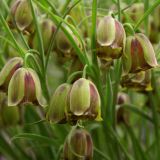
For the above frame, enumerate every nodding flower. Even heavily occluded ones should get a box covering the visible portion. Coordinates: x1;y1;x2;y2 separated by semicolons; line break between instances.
8;67;47;107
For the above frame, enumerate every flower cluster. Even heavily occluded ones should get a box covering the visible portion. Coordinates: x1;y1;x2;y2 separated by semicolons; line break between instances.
46;78;102;124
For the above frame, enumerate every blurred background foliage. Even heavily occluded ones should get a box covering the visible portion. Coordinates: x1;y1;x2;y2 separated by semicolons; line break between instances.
0;0;160;160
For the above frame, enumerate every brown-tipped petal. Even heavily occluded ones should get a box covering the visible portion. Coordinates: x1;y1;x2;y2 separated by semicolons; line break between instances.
136;33;158;68
28;68;47;107
0;57;23;91
85;81;102;121
15;0;33;31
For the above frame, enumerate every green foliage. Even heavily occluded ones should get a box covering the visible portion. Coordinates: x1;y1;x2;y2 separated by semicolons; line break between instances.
0;0;160;160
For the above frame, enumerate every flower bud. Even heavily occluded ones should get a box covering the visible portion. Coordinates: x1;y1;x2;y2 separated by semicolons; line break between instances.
55;26;81;59
117;92;130;105
63;128;93;160
69;78;102;121
0;57;23;92
116;93;130;125
122;33;157;74
97;16;126;61
8;67;47;107
8;0;34;32
46;83;71;124
31;19;56;52
121;70;152;91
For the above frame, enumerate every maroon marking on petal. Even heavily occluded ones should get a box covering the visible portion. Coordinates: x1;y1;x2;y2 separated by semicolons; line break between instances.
130;38;146;72
24;72;36;103
1;62;22;91
112;20;124;48
83;83;98;119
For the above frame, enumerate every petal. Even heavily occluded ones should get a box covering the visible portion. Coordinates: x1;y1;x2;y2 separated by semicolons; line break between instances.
0;57;23;88
97;16;116;46
46;83;71;123
89;81;102;121
70;78;90;116
28;68;47;107
136;33;158;67
8;68;25;106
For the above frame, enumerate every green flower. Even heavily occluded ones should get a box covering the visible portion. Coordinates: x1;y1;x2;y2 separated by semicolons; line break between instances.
46;83;71;124
8;68;47;107
97;16;126;61
122;33;158;74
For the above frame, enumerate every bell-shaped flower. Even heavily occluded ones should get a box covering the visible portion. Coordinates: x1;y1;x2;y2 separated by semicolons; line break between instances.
69;78;102;121
122;33;158;74
97;16;126;61
63;128;93;160
8;67;47;107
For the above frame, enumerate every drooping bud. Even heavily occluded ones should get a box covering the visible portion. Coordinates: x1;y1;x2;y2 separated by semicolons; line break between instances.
69;78;102;122
121;70;152;91
117;92;130;105
122;33;158;74
97;16;126;61
0;57;23;92
8;0;34;33
8;67;47;107
46;83;71;124
55;26;81;59
63;128;93;160
31;19;56;52
116;92;130;125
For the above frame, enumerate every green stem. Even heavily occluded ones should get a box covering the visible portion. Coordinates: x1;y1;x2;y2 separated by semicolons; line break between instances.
134;0;160;31
112;59;122;129
29;0;45;71
117;0;121;21
82;65;88;78
45;0;81;70
0;13;25;57
67;71;83;83
94;147;111;160
60;0;70;14
91;0;98;68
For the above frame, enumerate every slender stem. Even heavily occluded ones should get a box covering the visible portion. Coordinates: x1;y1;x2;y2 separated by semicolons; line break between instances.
45;0;81;70
29;0;45;71
117;0;121;21
82;65;88;78
60;0;70;14
94;147;111;160
67;71;83;83
0;13;25;57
